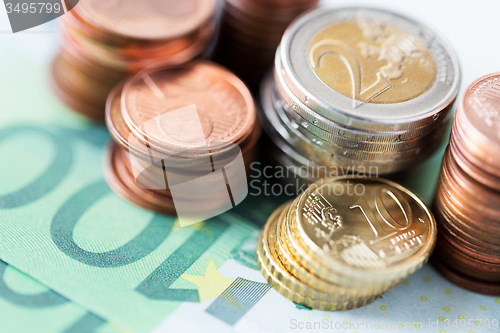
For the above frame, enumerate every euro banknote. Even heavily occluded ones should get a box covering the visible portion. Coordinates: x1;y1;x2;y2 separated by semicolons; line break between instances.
1;19;499;333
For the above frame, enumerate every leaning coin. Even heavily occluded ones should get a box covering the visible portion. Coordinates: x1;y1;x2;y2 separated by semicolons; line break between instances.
275;200;382;300
257;203;380;310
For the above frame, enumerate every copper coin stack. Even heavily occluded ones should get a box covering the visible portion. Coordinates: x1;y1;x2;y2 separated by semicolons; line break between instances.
432;73;500;295
215;0;318;86
104;61;260;216
51;0;219;121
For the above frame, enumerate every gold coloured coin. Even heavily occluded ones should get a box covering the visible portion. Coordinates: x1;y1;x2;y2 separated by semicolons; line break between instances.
257;203;380;310
309;20;436;104
294;177;437;282
275;201;384;299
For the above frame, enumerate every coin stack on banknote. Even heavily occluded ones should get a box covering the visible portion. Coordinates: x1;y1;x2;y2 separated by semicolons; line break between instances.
257;176;437;310
215;0;318;86
432;73;500;295
104;61;260;217
259;7;460;185
51;0;220;121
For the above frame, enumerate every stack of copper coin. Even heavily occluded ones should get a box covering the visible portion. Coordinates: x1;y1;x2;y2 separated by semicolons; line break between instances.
257;177;437;310
104;61;260;219
432;73;500;295
259;7;460;186
51;0;219;121
215;0;318;86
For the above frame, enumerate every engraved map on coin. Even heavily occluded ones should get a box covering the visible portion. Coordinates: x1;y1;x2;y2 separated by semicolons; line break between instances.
466;75;500;142
309;20;436;104
297;178;434;270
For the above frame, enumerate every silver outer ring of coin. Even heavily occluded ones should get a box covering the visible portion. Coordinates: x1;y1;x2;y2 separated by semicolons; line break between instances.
279;96;450;154
259;75;437;174
271;85;445;161
279;7;461;132
271;80;449;154
262;74;441;163
274;52;454;143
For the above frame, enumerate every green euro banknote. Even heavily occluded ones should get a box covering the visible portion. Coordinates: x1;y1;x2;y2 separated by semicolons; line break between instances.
1;22;499;333
0;259;121;333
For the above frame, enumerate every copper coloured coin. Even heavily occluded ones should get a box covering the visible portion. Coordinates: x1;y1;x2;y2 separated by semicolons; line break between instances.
431;257;500;295
50;56;104;121
460;73;500;156
442;148;500;215
433;241;500;283
437;228;500;269
106;83;205;166
106;142;177;215
454;109;500;178
75;0;217;41
437;178;500;239
105;82;161;159
121;61;256;153
449;131;500;192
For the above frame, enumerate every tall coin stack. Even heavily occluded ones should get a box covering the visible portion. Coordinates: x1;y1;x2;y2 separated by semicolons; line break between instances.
260;7;460;185
432;73;500;295
215;0;318;87
104;61;260;219
51;0;219;121
257;177;437;310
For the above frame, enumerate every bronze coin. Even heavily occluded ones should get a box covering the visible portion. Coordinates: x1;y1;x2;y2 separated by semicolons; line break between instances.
50;56;104;121
449;133;500;192
436;218;500;265
104;142;177;215
438;170;500;233
435;183;500;246
441;149;500;219
431;256;500;295
75;0;217;41
121;61;257;153
459;73;500;159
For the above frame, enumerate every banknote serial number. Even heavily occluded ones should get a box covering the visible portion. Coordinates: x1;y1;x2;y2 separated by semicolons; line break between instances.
5;2;62;14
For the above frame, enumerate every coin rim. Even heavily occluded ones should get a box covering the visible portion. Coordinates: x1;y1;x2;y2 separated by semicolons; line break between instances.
279;7;461;130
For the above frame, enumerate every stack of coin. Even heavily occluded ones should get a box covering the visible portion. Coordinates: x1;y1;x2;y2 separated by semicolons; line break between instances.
51;0;220;121
259;7;460;185
432;73;500;295
257;176;437;310
215;0;318;87
104;61;260;217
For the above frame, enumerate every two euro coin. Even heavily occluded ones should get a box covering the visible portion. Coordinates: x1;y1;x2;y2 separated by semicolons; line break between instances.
257;176;437;310
260;7;460;184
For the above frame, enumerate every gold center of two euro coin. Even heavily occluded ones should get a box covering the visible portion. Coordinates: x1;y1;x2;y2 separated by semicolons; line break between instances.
309;20;437;104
